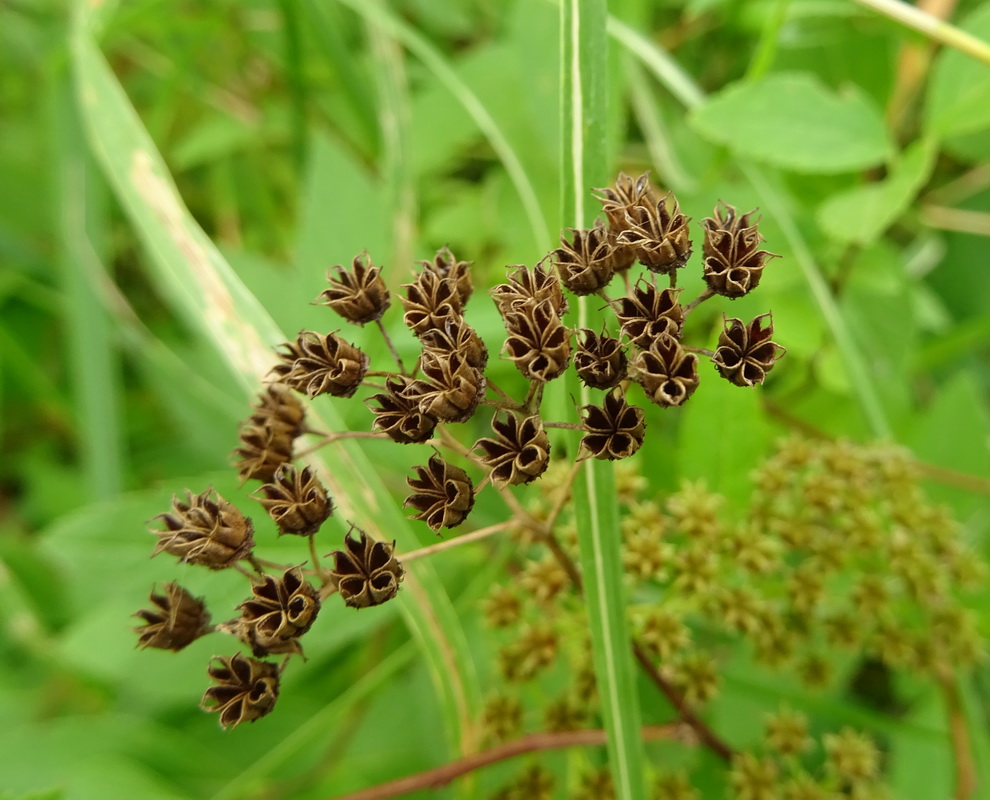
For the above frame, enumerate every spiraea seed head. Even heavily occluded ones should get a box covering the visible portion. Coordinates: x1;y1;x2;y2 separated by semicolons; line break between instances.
420;246;473;308
574;327;628;391
327;525;404;609
253;464;333;536
632;334;700;408
617;192;692;275
151;489;255;570
579;387;646;461
491;263;567;318
712;313;786;387
133;582;211;651
701;202;778;298
501;298;572;382
612;278;684;347
475;413;551;486
404;453;475;532
552;221;616;296
224;566;321;656
201;653;280;730
403;352;486;423
271;331;369;399
314;252;390;325
366;375;438;444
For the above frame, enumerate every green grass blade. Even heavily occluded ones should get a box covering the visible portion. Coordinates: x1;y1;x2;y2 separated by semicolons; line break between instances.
70;4;481;759
562;1;648;798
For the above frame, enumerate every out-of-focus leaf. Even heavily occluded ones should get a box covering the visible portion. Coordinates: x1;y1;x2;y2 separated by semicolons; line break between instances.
925;1;990;139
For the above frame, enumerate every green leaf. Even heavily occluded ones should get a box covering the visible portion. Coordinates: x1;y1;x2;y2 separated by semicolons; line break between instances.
818;138;937;245
925;1;990;138
690;72;893;173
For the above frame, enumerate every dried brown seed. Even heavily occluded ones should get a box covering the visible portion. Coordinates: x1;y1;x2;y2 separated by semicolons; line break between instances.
327;525;404;608
403;352;485;423
612;278;684;347
580;387;646;460
418;317;488;370
552;221;616;296
491;263;567;317
223;566;321;656
574;327;628;390
232;421;295;483
252;464;333;536
201;653;279;730
475;414;550;486
617;192;692;275
151;490;255;569
314;252;390;325
632;334;699;408
501;299;571;382
366;375;438;444
400;269;462;336
404;453;474;532
701;202;779;298
249;384;306;439
593;171;659;232
271;331;369;399
134;582;211;651
711;313;786;387
420;246;473;308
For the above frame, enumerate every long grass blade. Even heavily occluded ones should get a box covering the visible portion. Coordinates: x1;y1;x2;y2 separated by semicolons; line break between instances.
562;1;648;798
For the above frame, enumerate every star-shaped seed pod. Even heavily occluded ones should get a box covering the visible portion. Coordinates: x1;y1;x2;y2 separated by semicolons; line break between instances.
552;221;616;296
404;453;475;532
201;653;280;730
366;375;438;444
252;464;333;536
224;566;321;656
133;582;212;651
701;202;779;298
248;384;306;438
617;192;692;275
612;279;684;347
580;387;646;461
151;490;255;569
232;420;295;483
326;525;404;609
475;414;551;486
491;263;567;318
593;171;659;233
402;352;486;423
632;334;699;408
574;328;628;390
502;298;572;382
418;318;488;370
314;252;390;325
711;313;786;387
420;246;473;308
401;269;463;336
271;331;369;399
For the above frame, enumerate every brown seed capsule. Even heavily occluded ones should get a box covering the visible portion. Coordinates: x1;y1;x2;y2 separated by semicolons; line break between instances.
711;313;786;387
593;171;659;232
420;246;473;308
151;490;255;569
580;387;646;461
701;202;779;298
574;328;628;390
252;464;333;536
314;252;390;325
632;334;699;408
502;299;572;382
617;192;692;275
327;525;404;609
201;653;280;730
366;375;438;444
491;263;567;318
552;221;616;296
225;566;321;656
272;331;369;399
134;582;211;651
612;278;684;347
404;453;475;532
249;384;306;439
403;352;486;423
418;318;488;370
475;414;551;486
232;420;295;484
401;269;462;336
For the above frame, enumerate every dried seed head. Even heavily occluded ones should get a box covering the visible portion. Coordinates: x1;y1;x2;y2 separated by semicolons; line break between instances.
133;582;211;651
252;464;333;536
249;384;306;438
404;453;475;532
501;299;572;382
232;421;295;484
367;375;438;444
701;202;779;298
401;269;462;336
632;334;700;408
201;653;280;730
403;352;486;423
151;490;255;569
580;387;646;461
552;221;616;296
712;313;786;387
574;327;628;390
272;331;369;399
420;246;473;308
314;252;390;325
327;525;404;609
617;192;692;275
613;278;684;347
475;414;550;486
224;566;321;656
491;263;567;317
418;318;488;370
593;171;659;232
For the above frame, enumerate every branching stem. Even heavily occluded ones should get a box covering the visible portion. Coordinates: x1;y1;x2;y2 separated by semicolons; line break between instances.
401;522;513;563
375;319;407;375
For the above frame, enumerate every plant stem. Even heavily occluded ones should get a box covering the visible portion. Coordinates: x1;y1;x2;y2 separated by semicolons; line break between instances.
682;287;715;316
296;430;391;456
544;421;584;430
401;522;513;563
322;725;681;800
854;0;990;66
375;319;407;374
938;668;976;800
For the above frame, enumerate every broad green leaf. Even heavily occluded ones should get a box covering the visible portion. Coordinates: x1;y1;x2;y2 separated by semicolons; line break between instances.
925;1;990;138
818;139;937;245
690;72;893;173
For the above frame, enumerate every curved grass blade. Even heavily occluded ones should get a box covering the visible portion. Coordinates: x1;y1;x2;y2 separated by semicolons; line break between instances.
70;3;481;759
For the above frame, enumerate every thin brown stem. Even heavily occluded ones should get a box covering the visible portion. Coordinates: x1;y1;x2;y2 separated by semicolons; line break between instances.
296;430;391;457
375;319;407;375
401;522;513;563
308;535;327;584
543;421;584;431
939;669;976;800
523;380;545;416
486;378;518;406
682;287;715;316
480;398;525;413
323;725;681;800
682;345;715;357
